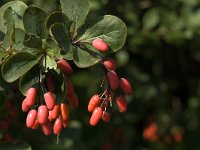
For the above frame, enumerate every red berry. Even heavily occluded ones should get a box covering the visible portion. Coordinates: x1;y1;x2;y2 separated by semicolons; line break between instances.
41;120;53;136
61;103;69;121
67;92;79;108
89;107;103;126
26;109;37;128
46;77;55;92
32;120;39;130
48;105;60;121
26;88;37;107
38;105;49;124
88;94;101;112
66;78;74;95
119;78;133;95
44;92;55;110
92;39;108;53
22;99;30;112
103;58;117;70
57;59;73;75
107;71;119;90
116;96;127;112
53;117;63;134
102;111;110;123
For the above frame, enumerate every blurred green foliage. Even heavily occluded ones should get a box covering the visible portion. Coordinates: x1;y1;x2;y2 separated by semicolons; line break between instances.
1;0;200;149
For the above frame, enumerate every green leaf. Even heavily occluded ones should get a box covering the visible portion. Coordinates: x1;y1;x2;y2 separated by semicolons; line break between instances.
13;28;26;51
50;23;70;54
51;70;66;104
2;7;14;49
46;11;70;29
79;15;127;52
42;55;57;72
23;6;47;38
0;141;31;150
23;34;42;49
0;50;7;61
0;1;27;33
1;52;39;83
46;38;62;57
19;65;39;96
73;47;100;68
143;8;160;30
60;0;89;32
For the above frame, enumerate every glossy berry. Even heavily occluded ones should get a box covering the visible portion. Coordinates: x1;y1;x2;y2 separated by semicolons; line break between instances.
44;92;55;110
22;99;30;112
26;109;37;128
48;105;60;121
61;103;69;121
92;39;108;53
26;88;37;107
120;78;133;95
102;111;110;123
89;107;103;126
57;59;73;75
46;77;55;92
67;92;79;108
32;120;39;130
53;117;63;134
103;58;117;70
41;120;53;136
38;105;49;124
107;71;119;90
88;94;101;112
116;96;127;112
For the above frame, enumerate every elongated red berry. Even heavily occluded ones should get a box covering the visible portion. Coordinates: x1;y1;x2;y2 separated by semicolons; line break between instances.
88;94;101;112
26;109;37;128
57;59;73;75
44;92;55;110
26;88;37;107
107;71;119;90
61;103;69;121
102;111;110;123
116;96;127;112
89;107;103;126
120;78;133;95
103;58;117;70
22;99;30;112
46;77;55;92
92;39;108;53
38;105;49;124
67;92;79;108
53;117;63;134
41;120;52;136
32;120;39;130
49;105;60;121
66;78;74;95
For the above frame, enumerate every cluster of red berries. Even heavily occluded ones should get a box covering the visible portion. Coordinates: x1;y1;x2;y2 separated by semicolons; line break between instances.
22;88;70;135
20;38;132;134
88;38;133;126
21;59;79;136
143;122;183;143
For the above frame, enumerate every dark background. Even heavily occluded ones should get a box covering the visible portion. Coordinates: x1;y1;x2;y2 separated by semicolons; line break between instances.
1;0;200;149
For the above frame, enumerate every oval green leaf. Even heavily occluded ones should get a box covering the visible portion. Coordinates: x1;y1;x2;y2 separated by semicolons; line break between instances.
23;6;47;38
79;15;127;52
1;52;39;83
